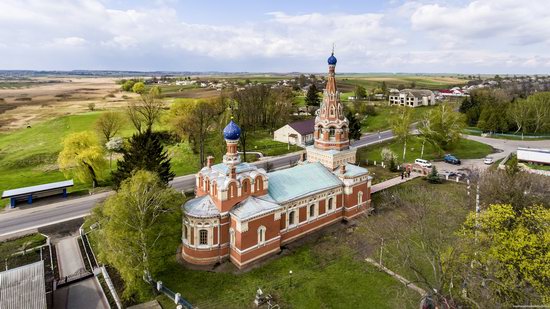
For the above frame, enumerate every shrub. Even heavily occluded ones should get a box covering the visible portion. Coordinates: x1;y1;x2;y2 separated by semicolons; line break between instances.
88;102;96;111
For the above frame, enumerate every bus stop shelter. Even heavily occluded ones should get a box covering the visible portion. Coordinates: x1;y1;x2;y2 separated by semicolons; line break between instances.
2;179;74;208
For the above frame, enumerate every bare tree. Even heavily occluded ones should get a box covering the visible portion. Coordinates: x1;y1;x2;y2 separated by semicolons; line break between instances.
95;111;124;142
127;86;164;133
363;186;470;308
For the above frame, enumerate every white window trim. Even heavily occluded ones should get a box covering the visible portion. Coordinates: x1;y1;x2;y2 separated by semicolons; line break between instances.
257;226;267;246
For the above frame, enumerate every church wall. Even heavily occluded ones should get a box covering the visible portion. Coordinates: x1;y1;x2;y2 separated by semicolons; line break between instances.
280;208;342;244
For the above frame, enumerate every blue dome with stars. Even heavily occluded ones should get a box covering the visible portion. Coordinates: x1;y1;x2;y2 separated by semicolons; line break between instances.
223;119;241;140
327;53;337;65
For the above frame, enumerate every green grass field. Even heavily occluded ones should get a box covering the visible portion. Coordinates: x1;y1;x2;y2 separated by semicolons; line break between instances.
0;110;300;202
357;136;493;164
359;105;437;133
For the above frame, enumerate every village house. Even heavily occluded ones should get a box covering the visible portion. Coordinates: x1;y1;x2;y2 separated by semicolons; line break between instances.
388;89;436;107
273;118;315;147
181;52;372;269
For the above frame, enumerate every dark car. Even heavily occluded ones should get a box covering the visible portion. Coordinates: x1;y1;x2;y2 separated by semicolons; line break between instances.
443;154;461;165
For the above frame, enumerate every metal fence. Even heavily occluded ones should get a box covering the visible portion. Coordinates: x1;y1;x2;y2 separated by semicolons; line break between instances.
145;274;194;309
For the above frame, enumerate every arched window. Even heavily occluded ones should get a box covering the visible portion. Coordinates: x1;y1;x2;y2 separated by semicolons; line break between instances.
257;226;266;245
329;127;335;138
255;176;263;191
242;179;249;193
309;204;315;218
199;229;208;245
288;211;295;226
358;191;363;205
229;183;236;198
328;198;333;211
183;225;188;240
330;105;335;116
229;228;235;247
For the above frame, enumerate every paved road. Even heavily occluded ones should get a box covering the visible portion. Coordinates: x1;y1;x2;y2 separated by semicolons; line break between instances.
433;135;550;174
7;129;546;237
56;236;86;277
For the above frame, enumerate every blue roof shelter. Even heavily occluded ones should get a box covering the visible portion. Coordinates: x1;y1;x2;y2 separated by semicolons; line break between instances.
2;180;73;208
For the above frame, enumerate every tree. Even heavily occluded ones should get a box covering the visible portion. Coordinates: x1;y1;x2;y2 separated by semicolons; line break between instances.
304;84;321;112
526;92;550;133
453;204;549;307
127;86;163;133
380;81;388;95
168;98;225;168
121;80;136;92
132;82;145;94
95;111;124;142
427;166;441;183
390;107;413;161
508;99;531;134
354;85;367;99
88;170;183;300
346;111;362;141
106;137;124;169
112;129;175;188
479;168;550;214
419;105;466;155
58;131;106;188
364;186;469;307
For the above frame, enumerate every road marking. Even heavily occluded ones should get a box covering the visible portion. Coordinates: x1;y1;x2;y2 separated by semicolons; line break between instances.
0;213;89;237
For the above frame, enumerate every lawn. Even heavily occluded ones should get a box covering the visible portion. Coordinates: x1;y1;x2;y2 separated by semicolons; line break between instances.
525;163;550;171
359;105;439;133
363;165;400;185
0;110;300;204
154;244;419;309
357;136;493;164
0;233;47;269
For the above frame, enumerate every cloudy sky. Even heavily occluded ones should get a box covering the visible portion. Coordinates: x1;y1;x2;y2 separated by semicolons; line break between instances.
1;0;549;73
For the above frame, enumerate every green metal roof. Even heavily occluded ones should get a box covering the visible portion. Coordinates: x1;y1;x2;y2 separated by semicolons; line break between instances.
267;162;342;204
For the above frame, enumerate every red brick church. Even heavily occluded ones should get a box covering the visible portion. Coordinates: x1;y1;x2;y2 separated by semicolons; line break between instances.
181;52;372;268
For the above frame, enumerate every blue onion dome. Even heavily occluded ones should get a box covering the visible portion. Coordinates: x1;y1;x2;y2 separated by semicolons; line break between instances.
328;53;337;65
223;119;241;140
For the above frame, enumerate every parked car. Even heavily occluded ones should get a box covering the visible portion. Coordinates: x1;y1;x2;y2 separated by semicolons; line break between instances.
484;157;494;165
443;154;461;165
414;158;432;168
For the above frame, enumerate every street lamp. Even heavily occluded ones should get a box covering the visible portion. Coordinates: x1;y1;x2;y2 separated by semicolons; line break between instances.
289;270;293;287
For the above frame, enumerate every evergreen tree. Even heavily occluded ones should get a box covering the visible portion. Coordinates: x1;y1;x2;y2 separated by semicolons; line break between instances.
113;129;175;188
427;166;441;184
304;84;320;108
346;111;362;141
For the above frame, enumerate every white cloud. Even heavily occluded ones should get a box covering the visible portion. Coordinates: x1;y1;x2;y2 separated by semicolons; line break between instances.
0;0;548;73
410;0;550;46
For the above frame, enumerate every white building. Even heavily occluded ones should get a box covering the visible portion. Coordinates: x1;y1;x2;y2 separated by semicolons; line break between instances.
273;118;315;147
388;89;436;107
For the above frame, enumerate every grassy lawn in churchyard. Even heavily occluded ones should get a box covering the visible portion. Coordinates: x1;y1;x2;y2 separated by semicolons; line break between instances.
362;165;400;185
357;136;493;164
360;179;470;290
154;237;420;309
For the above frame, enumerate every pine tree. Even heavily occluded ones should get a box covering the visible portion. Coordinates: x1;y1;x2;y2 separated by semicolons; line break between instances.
304;84;320;108
346;111;362;141
112;129;175;188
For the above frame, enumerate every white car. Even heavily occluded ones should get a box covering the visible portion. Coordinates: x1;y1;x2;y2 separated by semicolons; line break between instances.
415;158;432;168
484;157;494;165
